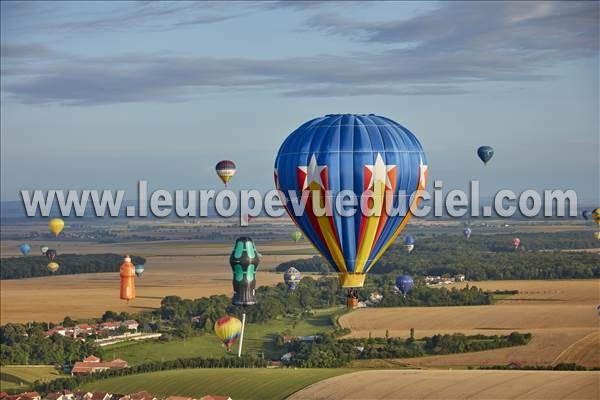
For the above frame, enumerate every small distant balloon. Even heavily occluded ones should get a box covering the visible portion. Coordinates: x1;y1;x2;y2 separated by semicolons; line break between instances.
135;264;145;277
477;146;494;165
19;244;31;255
47;262;59;273
592;208;600;226
512;237;521;250
215;160;236;187
48;218;65;236
284;267;302;291
582;210;592;220
46;249;57;262
291;231;302;243
40;246;49;255
396;275;414;295
594;231;600;241
463;228;472;240
404;235;415;254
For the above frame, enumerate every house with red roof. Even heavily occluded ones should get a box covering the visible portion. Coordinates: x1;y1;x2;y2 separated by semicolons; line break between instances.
71;355;128;375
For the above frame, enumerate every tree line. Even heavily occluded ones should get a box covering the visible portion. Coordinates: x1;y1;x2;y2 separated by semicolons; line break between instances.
285;332;532;368
1;254;146;279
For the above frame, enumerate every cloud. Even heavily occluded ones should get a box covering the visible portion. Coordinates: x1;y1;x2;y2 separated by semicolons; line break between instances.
1;1;597;104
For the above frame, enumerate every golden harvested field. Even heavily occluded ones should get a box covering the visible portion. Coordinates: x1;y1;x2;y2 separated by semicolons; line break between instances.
0;241;306;323
340;280;600;367
288;370;600;400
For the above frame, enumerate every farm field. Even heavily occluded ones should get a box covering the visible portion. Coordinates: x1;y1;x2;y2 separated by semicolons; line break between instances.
0;365;64;391
81;368;354;400
340;280;600;368
288;369;600;400
104;307;338;364
0;241;308;323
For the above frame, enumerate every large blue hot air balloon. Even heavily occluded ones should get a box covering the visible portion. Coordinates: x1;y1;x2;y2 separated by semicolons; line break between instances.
396;275;414;295
274;114;428;305
477;146;494;165
19;244;31;255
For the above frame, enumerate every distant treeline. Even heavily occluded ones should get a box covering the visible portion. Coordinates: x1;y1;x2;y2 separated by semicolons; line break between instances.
277;232;600;280
0;254;146;280
285;332;532;368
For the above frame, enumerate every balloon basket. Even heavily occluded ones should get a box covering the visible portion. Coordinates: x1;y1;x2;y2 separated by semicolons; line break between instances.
346;289;359;309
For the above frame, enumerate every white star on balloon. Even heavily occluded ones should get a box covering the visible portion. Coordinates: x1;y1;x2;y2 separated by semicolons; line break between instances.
365;153;395;190
298;154;327;190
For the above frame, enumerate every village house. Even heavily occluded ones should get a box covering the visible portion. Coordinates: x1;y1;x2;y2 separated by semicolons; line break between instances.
199;396;232;400
1;392;41;400
44;320;139;339
71;355;128;375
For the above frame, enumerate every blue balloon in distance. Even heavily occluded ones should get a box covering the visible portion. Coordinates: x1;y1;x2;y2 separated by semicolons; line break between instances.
396;275;414;295
274;114;428;289
477;146;494;164
404;235;415;245
19;244;31;255
582;210;592;220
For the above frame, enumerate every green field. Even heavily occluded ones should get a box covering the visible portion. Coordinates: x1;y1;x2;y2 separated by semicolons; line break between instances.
104;307;340;365
82;368;353;400
0;365;64;392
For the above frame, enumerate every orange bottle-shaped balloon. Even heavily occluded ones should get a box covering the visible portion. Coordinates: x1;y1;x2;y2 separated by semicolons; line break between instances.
120;255;136;302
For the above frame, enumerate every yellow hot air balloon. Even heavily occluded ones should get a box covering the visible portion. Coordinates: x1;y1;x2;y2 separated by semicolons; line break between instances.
214;316;242;351
48;218;65;236
594;231;600;241
47;262;59;273
592;208;600;227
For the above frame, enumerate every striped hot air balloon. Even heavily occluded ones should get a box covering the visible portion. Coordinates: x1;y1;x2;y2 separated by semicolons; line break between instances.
284;267;302;291
215;160;236;187
275;114;427;307
214;316;242;350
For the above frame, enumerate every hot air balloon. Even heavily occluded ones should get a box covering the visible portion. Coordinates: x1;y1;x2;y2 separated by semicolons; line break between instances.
230;237;259;306
593;208;600;226
512;237;521;250
119;255;136;303
396;275;414;295
582;210;592;220
47;262;59;273
135;264;145;277
19;244;31;255
284;267;302;291
40;246;49;255
404;235;415;254
215;160;236;187
477;146;494;165
48;218;65;236
291;231;302;243
594;231;600;240
274;114;428;308
214;316;242;351
46;249;57;262
463;227;472;240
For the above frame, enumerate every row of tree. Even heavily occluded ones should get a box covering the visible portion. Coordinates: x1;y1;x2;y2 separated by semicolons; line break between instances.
0;254;146;279
286;332;532;367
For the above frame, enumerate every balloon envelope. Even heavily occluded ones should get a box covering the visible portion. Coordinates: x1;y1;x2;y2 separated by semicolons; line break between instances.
46;249;57;261
593;208;600;226
214;316;242;349
47;262;59;273
48;218;65;236
40;246;49;255
120;256;136;301
215;160;236;186
274;114;428;288
463;228;472;239
135;264;145;277
512;238;521;249
291;231;303;243
19;244;31;255
582;210;592;220
396;275;414;295
477;146;494;164
284;267;302;290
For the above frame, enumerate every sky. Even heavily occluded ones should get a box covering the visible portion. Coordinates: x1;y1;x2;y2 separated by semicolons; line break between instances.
1;1;599;203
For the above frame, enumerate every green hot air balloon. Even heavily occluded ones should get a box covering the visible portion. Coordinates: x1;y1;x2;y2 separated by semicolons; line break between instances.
291;231;302;243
